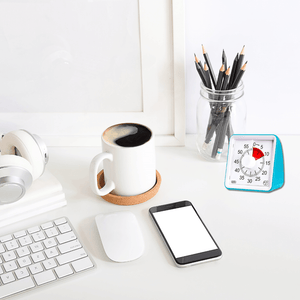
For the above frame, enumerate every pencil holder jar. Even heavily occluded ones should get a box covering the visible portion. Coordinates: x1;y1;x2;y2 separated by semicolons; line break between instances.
196;82;247;162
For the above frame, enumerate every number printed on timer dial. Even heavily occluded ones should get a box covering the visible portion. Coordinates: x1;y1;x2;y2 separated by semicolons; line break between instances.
225;135;284;192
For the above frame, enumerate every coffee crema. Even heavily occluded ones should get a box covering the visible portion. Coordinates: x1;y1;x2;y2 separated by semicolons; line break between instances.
103;123;152;147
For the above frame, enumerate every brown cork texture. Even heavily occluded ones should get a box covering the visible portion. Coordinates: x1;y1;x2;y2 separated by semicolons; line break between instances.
97;170;161;205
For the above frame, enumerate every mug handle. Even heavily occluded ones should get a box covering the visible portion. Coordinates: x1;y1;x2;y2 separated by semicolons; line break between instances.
90;152;115;196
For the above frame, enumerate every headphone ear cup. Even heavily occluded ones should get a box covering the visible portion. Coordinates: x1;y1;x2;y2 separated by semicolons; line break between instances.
0;155;33;204
0;130;46;180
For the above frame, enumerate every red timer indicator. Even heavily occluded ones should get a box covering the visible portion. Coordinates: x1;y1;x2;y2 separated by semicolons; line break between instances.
252;147;264;160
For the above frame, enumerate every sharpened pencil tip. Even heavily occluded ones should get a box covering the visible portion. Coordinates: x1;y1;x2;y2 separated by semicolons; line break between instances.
241;62;247;71
240;45;245;55
202;44;206;54
225;67;231;75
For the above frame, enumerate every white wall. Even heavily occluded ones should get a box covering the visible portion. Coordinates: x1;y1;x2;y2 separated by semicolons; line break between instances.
185;0;300;135
0;1;142;113
1;0;298;137
0;0;181;145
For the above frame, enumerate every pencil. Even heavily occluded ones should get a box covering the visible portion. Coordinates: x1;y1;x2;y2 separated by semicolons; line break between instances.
222;49;227;72
204;63;212;89
216;64;225;90
202;45;217;88
210;106;228;158
203;106;226;149
221;67;231;90
194;54;208;87
214;108;231;159
228;53;239;89
231;61;247;89
232;45;245;85
212;66;230;151
194;53;204;72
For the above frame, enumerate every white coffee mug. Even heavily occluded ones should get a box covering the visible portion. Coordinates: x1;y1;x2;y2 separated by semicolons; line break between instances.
90;123;156;197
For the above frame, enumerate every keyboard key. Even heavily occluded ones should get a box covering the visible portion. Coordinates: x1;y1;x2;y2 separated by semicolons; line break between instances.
5;240;19;251
45;227;59;238
57;223;71;234
30;242;44;253
31;252;45;263
1;272;15;284
2;251;17;262
72;257;94;273
13;230;27;239
58;240;81;254
16;246;31;257
41;222;54;230
56;248;87;265
31;231;46;242
0;277;35;298
56;231;76;244
27;226;40;234
0;235;12;243
3;261;18;273
54;264;73;278
44;247;59;259
0;244;5;253
54;218;67;226
43;259;57;270
15;267;30;280
29;263;43;275
17;256;32;268
34;270;56;286
43;238;57;249
19;236;32;246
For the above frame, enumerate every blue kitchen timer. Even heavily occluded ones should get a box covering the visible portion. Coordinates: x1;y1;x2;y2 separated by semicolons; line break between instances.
225;134;284;192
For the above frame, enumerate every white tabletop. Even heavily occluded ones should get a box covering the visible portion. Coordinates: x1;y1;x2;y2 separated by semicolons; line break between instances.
2;134;299;300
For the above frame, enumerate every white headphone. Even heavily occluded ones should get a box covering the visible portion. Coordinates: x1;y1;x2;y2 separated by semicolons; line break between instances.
0;130;49;205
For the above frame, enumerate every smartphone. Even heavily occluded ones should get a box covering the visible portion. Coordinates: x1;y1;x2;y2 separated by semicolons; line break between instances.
149;200;222;267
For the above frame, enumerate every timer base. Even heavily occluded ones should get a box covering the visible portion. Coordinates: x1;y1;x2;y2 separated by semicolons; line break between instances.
97;170;161;205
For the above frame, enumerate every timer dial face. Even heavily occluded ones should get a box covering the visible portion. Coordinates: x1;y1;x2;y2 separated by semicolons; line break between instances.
225;135;276;191
240;147;265;177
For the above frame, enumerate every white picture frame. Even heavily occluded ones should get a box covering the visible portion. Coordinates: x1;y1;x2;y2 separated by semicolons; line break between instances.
0;0;185;146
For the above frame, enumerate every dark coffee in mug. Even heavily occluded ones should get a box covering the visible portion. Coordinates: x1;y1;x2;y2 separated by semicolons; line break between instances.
90;122;156;197
103;123;152;147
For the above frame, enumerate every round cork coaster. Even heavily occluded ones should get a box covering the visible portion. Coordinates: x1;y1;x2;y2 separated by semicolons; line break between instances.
97;170;161;206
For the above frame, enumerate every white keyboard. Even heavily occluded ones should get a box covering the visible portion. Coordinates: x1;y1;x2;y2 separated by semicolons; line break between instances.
0;217;95;299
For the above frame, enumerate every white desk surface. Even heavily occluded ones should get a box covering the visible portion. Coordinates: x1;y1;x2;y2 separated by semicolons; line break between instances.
2;134;299;300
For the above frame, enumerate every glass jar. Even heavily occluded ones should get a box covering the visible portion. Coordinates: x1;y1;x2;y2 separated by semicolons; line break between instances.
196;82;247;162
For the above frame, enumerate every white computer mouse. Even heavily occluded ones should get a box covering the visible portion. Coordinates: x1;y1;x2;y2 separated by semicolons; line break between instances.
95;211;144;262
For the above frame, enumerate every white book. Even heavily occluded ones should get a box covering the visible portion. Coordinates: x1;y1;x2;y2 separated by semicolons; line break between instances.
0;171;66;227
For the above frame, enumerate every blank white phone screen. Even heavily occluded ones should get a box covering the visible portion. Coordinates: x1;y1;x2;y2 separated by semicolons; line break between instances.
153;206;217;258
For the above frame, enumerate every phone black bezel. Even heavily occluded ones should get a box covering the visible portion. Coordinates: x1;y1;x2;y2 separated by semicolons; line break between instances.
149;200;222;266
